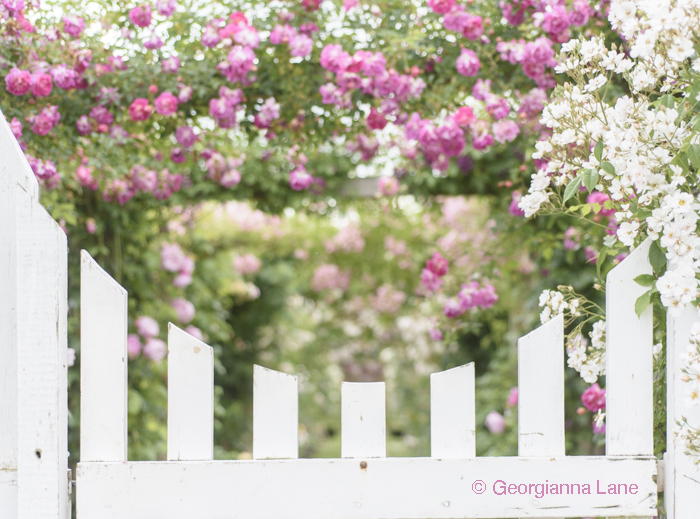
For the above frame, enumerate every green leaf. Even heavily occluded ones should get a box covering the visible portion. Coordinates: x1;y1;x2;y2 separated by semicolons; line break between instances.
582;169;600;192
635;290;652;318
603;200;614;210
687;144;700;169
596;249;607;277
659;94;676;109
649;240;666;274
581;203;592;216
594;140;603;162
634;274;656;287
601;162;615;175
671;152;689;173
591;202;602;214
563;176;583;203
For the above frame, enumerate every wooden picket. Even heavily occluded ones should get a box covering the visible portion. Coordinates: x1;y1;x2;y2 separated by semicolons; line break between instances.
1;113;698;518
0;109;69;518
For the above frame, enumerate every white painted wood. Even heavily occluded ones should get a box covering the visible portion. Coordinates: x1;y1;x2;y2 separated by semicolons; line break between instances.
76;456;657;519
430;363;475;458
605;239;654;457
665;305;700;519
342;382;386;458
518;313;565;457
167;324;214;461
80;250;128;462
253;365;298;459
0;107;69;518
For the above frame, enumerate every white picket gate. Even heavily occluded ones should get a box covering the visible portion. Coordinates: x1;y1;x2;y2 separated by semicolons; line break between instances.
1;107;700;518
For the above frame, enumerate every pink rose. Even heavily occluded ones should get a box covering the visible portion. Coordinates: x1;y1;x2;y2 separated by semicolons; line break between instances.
143;338;167;362
129;5;152;27
127;334;142;359
456;49;480;77
5;68;32;96
31;73;53;97
129;98;153;121
581;383;606;413
135;315;159;339
289;165;313;191
63;15;85;37
485;411;505;434
171;298;195;323
154;91;178;115
378;177;399;197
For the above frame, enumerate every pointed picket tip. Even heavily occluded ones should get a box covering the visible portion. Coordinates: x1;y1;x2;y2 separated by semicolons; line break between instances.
167;323;214;461
0;106;39;198
80;250;128;297
430;363;475;459
253;365;299;460
606;238;652;285
518;313;565;457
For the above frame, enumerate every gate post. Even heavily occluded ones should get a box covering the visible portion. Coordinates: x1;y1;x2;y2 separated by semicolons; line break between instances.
0;109;69;518
666;306;700;518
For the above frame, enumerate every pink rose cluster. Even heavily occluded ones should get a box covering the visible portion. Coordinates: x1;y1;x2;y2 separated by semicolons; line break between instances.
133;316;166;362
254;97;281;130
441;6;484;41
270;24;314;58
404;112;467;172
421;252;449;292
26;155;60;189
318;44;426;118
443;281;498;318
325;224;365;253
499;0;592;40
496;37;557;88
208;86;243;128
171;297;195;324
370;284;407;314
202;148;244;188
581;383;606;413
62;14;85;37
311;264;351;292
101;165;182;205
378;177;399;197
233;253;262;275
28;105;61;136
161;242;196;287
203;13;259;83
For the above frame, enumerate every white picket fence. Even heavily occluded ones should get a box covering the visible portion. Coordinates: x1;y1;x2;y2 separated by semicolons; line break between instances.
1;107;700;518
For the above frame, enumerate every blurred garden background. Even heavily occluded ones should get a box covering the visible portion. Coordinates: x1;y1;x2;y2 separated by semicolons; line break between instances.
4;0;688;502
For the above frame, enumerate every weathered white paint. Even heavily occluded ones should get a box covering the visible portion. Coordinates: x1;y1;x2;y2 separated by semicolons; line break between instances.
342;382;386;459
606;239;654;457
0;108;69;518
76;456;657;519
518;314;565;457
665;305;700;519
80;250;128;462
253;365;298;459
167;324;214;461
430;363;475;458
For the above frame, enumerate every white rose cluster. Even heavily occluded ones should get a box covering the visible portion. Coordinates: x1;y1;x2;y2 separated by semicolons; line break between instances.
566;320;607;383
538;289;581;324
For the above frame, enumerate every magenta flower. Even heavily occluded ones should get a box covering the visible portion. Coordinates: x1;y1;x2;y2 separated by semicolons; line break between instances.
175;126;197;148
506;387;518;407
201;24;221;47
581;383;606;413
5;68;32;96
9;117;22;139
90;105;114;125
185;325;203;341
443;298;465;318
289;34;313;57
129;98;153;121
154;91;178;115
541;5;570;35
420;268;443;292
456;49;480;77
221;45;255;83
171;298;195;323
62;15;85;37
366;107;387;130
127;334;142;359
30;106;61;136
426;252;449;276
437;122;465;157
289;165;313;191
31;73;53;97
143;338;167;362
161;242;186;271
311;264;350;292
509;191;525;217
156;0;176;16
485;411;505;434
220;169;241;187
129;5;152;27
453;106;476;126
461;15;483;41
427;0;455;14
135;316;159;339
320;44;351;74
378;177;399;197
51;65;78;90
492;120;520;144
162;57;180;74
